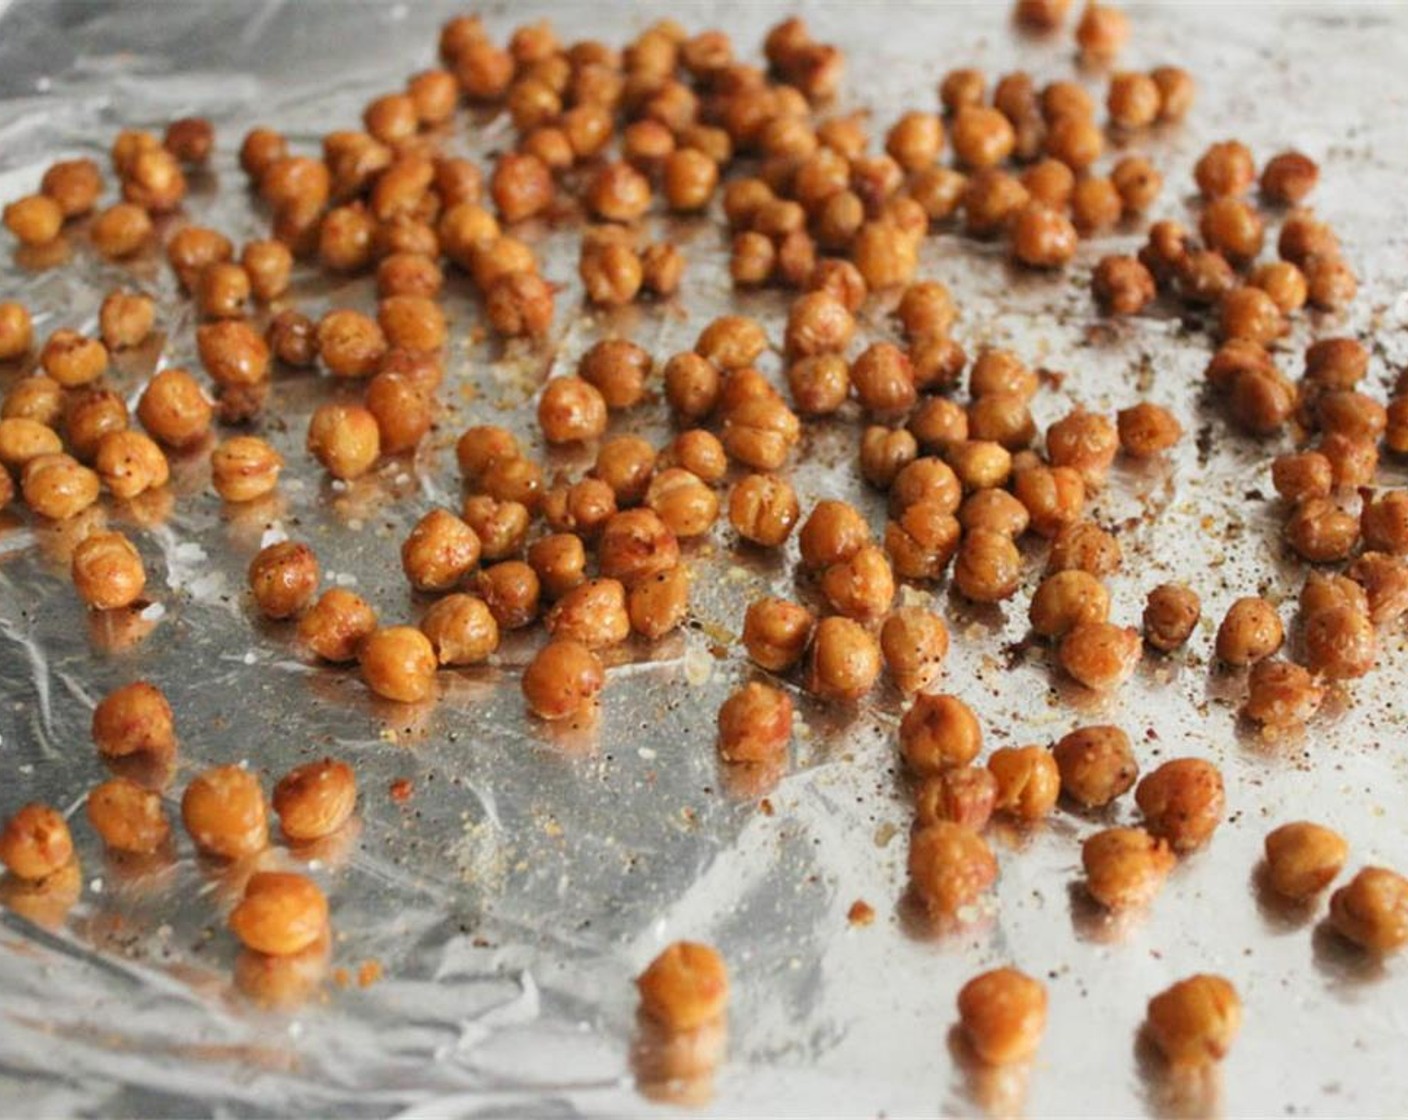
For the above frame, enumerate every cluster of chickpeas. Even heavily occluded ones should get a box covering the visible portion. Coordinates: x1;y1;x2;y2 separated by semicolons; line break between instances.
2;0;1407;1094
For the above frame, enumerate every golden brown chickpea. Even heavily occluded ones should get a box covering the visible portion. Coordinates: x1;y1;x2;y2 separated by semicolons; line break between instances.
1244;659;1325;728
717;681;793;765
951;106;1015;170
316;310;386;379
655;433;723;489
1013;465;1085;538
364;371;432;455
1348;552;1408;627
951;528;1020;603
71;532;145;614
167;226;234;291
1228;365;1295;434
419;593;499;667
784;291;854;358
95;430;169;500
1146;975;1242;1067
238;126;288;179
962;169;1029;237
938;68;985;114
1075;0;1129;57
658;148;717;213
197;320;269;387
1045;114;1104;174
490;152;553;225
798;499;870;570
122;147;187;213
63;388;127;463
585;161;652;223
1316;389;1386;443
821;544;895;622
1204;339;1274;393
1195;139;1255;200
1285;497;1359;564
230;871;329;957
96;291;155;352
637;941;728;1032
248;540;319;621
1329;867;1408;953
580;239;644;305
544;578;629;650
593;435;656;507
576;339;649;412
377;295;446;354
1388;396;1408;454
782;353;846;416
1021;158;1075;211
1014;0;1074;29
860;426;919;489
522;638;604;721
1082;826;1175;909
959;489;1030;538
360;625;437;703
1147;65;1194;120
721;396;801;471
729;230;775;287
1134;757;1225;852
1302;571;1369;621
1249;260;1308;315
1047;411;1119;488
599;509;680;587
849;342;916;417
461;495;529;562
988;746;1060;821
1111;155;1162;215
1215;597;1283;666
90;202;152;259
628;565;690;640
41;158;102;218
181;764;267;860
485;269;554;337
1321;432;1378;488
542;478;617;539
899;693;981;774
270;758;356;844
879;607;949;694
1261;151;1318;206
885;111;944;174
3;376;62;429
21;453;100;520
807;616;881;703
401;508;481;593
967;349;1035;402
525;535;585;602
662;353;720;422
1259;821;1347;901
741;598;814;672
376;252;443;301
969;391;1036;451
38;330;106;389
886;499;963;581
1200;196;1264;266
3;194;63;246
914;766;998;830
908;821;998;918
132;370;211;451
1175;248;1237;306
161;116;213;165
0;302;33;363
956;968;1047;1067
0;804;73;881
1116;401;1182;457
696;316;768;374
86;776;169;855
1011;203;1078;269
1305;255;1358;311
0;417;61;471
640;241;685;297
479;455;545;512
946;438;1011;493
209;436;282;503
1093;255;1156;316
909;165;969;225
91;682;173;760
1029;570;1110;639
293;588;376;664
1303;604;1376;679
1136;583;1201;653
646;469;718;538
262;311;315;370
1058;622;1142;691
307;403;380;480
1106;72;1160;129
1054;725;1136;808
1070;176;1121;235
193;262;248;320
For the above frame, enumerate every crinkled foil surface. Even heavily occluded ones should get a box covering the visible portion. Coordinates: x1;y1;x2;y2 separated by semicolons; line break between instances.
1;1;1408;1116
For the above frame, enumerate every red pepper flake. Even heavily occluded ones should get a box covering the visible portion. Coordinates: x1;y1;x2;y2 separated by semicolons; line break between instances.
389;777;414;803
847;899;876;926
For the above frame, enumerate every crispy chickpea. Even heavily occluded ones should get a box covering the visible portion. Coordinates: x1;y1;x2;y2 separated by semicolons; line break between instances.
1013;466;1085;538
593;435;656;507
784;291;854;358
957;968;1047;1067
821;544;895;622
915;767;997;830
544;578;629;650
307;403;380;480
458;425;521;481
628;565;689;640
98;291;155;351
939;68;985;114
1227;365;1294;435
543;478;617;539
1058;622;1142;691
0;417;61;471
951;106;1015;170
646;468;717;538
377;252;443;301
248;540;319;621
952;528;1021;603
1329;867;1408;953
194;262;249;320
1083;826;1175;909
599;509;679;587
586;161;652;223
1111;155;1162;214
0;804;73;881
783;354;847;416
230;872;329;957
660;148;718;213
1250;260;1308;315
722;396;801;471
1075;1;1129;57
1215;597;1283;666
899;693;981;774
479;456;545;512
1140;220;1192;285
1139;583;1200;652
490;152;553;225
95;430;169;500
21;453;100;520
1021;158;1075;211
41;158;102;218
959;489;1029;538
1261;151;1318;206
210;436;282;503
360;626;437;703
1176;248;1237;306
988;746;1060;821
378;295;446;354
1070;176;1121;235
798;500;870;570
1046;115;1104;175
64;388;128;463
91;202;152;259
522;638;604;721
0;301;33;361
1320;432;1378;488
1244;659;1325;728
716;681;793;765
1200;197;1264;266
40;330;106;389
908;821;998;918
1305;255;1358;311
1106;72;1160;130
197;320;269;388
663;353;721;421
1116;401;1182;457
1195;140;1256;200
1135;757;1225;852
1285;497;1359;564
365;371;432;455
316;310;386;379
526;535;586;603
657;431;725;487
1011;203;1077;269
123;147;187;212
961;169;1028;237
272;758;356;844
401;508;481;593
849;342;915;417
860;426;919;489
420;592;498;665
182;765;268;860
294;588;377;663
969;350;1036;401
1388;396;1408;453
266;310;317;369
1278;210;1337;269
1047;410;1119;488
91;680;173;758
71;530;146;610
86;776;169;855
578;339;650;412
739;597;814;672
486;270;555;337
948;441;1016;494
880;607;949;694
3;194;63;246
162;116;213;164
1151;65;1195;120
1030;570;1110;639
461;495;529;561
637;942;728;1032
1093;256;1156;316
1015;0;1073;28
3;376;61;427
806;616;881;703
1146;976;1242;1067
1303;604;1376;680
1348;552;1408;627
238;126;287;179
1259;821;1348;901
1054;725;1137;808
537;378;609;447
167;227;234;290
695;316;767;374
969;392;1036;451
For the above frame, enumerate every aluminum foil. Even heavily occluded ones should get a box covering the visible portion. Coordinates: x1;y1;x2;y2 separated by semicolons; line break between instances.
2;1;1408;1115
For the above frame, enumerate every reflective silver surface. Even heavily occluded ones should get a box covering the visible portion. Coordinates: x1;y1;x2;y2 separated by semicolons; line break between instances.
1;1;1407;1116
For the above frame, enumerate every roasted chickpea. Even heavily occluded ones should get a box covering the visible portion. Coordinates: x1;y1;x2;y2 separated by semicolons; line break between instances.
1111;155;1162;215
307;403;380;480
1146;975;1242;1067
414;594;496;668
522;638;604;721
1285;497;1358;564
296;588;377;664
315;310;386;379
0;804;73;880
1348;552;1408;627
637;941;728;1033
71;530;146;610
1054;724;1137;808
1134;582;1201;653
0;302;34;363
248;540;319;620
95;430;169;500
398;508;479;593
820;544;895;622
715;680;793;765
586;161;652;223
1329;867;1408;953
476;561;541;630
540;578;627;650
784;291;854;357
643;468;716;539
961;169;1028;237
968;392;1036;452
1029;570;1110;639
957;969;1047;1067
590;435;655;508
1020;158;1075;211
1244;659;1325;729
879;607;949;694
908;821;997;918
1250;260;1308;315
948;528;1018;602
91;202;153;259
41;158;102;217
0;417;61;471
987;746;1060;821
914;767;998;831
181;765;267;860
1116;401;1182;457
792;500;865;571
490;152;553;224
1215;597;1283;666
1008;203;1076;269
1261;151;1318;206
2;378;61;431
519;537;582;606
1275;209;1335;267
899;693;981;774
209;436;281;503
86;777;169;855
1135;757;1225;852
849;342;916;417
1194;140;1255;199
63;388;128;463
479;455;545;511
1046;410;1119;488
624;563;687;639
1075;1;1129;58
359;626;436;703
457;495;527;562
272;758;356;844
1200;197;1264;266
599;509;680;587
1058;622;1142;691
1151;65;1195;120
3;194;63;246
1013;466;1084;538
659;147;718;213
951;106;1015;169
721;396;800;471
1093;255;1156;316
1257;821;1347;902
230;871;329;957
95;290;155;352
1070;176;1121;235
855;426;917;490
39;329;106;389
376;295;446;354
1176;248;1237;306
1083;826;1175;909
265;310;317;369
1303;604;1376;680
659;352;719;422
804;616;880;703
1014;0;1073;29
197;320;269;387
91;680;173;758
21;453;100;520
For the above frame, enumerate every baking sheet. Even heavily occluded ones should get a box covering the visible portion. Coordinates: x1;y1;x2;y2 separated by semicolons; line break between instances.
2;1;1408;1116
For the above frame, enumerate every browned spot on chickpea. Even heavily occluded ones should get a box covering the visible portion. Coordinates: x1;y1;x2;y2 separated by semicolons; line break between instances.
1136;757;1225;852
40;329;107;389
86;777;168;855
230;871;329;957
1146;975;1242;1067
908;821;997;919
636;941;728;1033
72;530;146;611
957;968;1047;1067
64;387;128;462
1142;584;1200;651
860;426;920;490
181;764;268;860
1329;867;1408;953
298;588;377;664
248;540;319;620
0;804;74;881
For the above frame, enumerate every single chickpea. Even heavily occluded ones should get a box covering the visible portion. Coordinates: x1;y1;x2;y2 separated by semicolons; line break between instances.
716;681;793;766
1070;176;1122;235
821;544;895;622
40;330;107;388
1111;155;1162;214
22;453;100;520
316;310;387;379
0;301;33;360
796;500;868;570
91;680;174;758
1215;597;1283;666
1054;724;1137;807
1244;659;1325;729
988;746;1060;821
486;270;555;338
880;607;949;694
696;317;768;375
248;540;319;620
376;295;446;354
627;565;690;640
784;291;855;357
908;821;998;918
1140;583;1200;652
1010;203;1078;269
1152;66;1196;120
181;765;268;859
909;165;968;223
859;426;919;490
418;593;497;666
71;530;146;610
1329;867;1408;953
541;578;628;650
1143;219;1190;282
365;371;433;455
95;430;169;500
948;442;1015;494
377;251;443;301
1093;256;1156;316
1261;151;1318;206
637;941;729;1032
951;106;1015;169
476;561;542;630
122;147;187;212
1305;255;1358;311
848;342;915;417
2;376;61;428
307;403;380;480
1015;0;1074;29
1029;570;1110;639
197;320;269;387
589;435;654;508
585;161;652;223
1046;410;1119;488
1250;260;1308;315
229;871;329;957
1195;140;1257;200
1075;1;1128;58
400;508;481;593
1259;821;1347;901
522;638;604;721
1389;396;1408;454
295;588;377;664
660;148;718;213
1045;115;1104;174
210;436;282;503
98;291;155;351
806;616;881;703
899;693;981;774
1200;196;1264;265
1303;604;1376;680
0;417;61;471
91;202;152;258
461;495;529;562
41;158;102;217
1058;622;1142;691
915;767;998;830
1227;365;1295;434
597;509;679;587
1021;158;1076;210
1135;757;1225;852
1146;975;1242;1067
86;777;169;854
359;626;436;703
721;396;801;471
1176;249;1237;306
490;152;553;224
193;262;249;320
64;388;128;462
479;456;545;511
3;194;64;246
0;804;73;880
886;499;962;581
1348;552;1408;627
523;536;585;604
640;241;685;297
1013;466;1086;538
645;468;718;539
661;352;720;422
957;968;1048;1067
968;392;1036;452
161;116;213;165
1277;210;1336;268
962;169;1029;238
959;489;1030;538
268;758;357;846
952;528;1021;603
1320;432;1378;487
1285;497;1359;565
1083;826;1175;909
266;310;317;369
1116;401;1182;457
